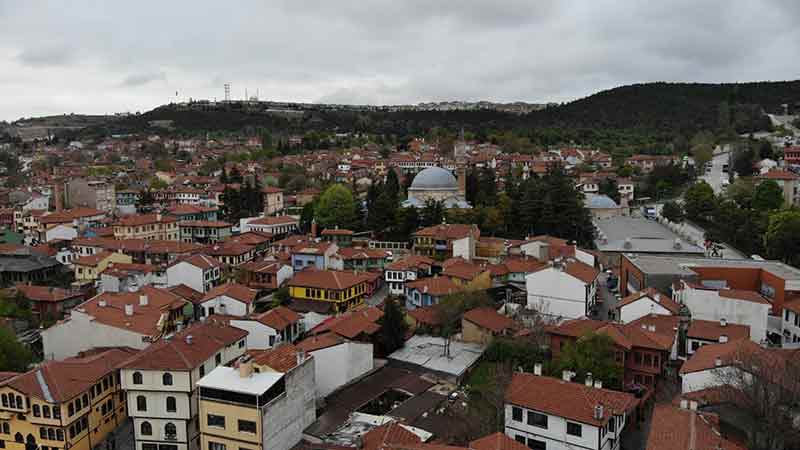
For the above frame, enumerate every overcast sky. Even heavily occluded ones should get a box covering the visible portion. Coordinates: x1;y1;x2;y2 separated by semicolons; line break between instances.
1;0;799;121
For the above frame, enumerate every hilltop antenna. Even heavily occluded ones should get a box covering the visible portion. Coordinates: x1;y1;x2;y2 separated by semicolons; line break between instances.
224;83;231;102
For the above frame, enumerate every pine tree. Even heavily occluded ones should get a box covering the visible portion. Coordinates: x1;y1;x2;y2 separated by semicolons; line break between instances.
378;297;408;355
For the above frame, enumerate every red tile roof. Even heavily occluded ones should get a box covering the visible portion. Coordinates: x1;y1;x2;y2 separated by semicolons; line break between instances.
178;220;232;228
470;432;529;450
686;319;750;342
73;250;117;267
563;260;600;284
40;208;105;224
505;372;638;427
248;215;298;225
3;347;138;402
363;422;422;450
77;286;188;336
121;321;246;371
679;340;765;375
405;276;461;297
249;343;304;372
288;269;367;291
646;404;745;450
760;170;799;180
442;261;486;281
296;332;344;352
717;289;770;305
309;306;384;338
616;288;680;315
115;213;178;227
386;255;435;271
175;254;222;270
414;224;479;240
15;284;83;303
463;307;517;333
407;306;442;327
255;306;301;331
201;282;258;304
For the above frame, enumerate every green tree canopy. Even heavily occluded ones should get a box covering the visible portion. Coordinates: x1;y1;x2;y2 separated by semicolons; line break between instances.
315;184;358;230
0;327;33;372
661;200;684;223
765;210;800;265
683;181;716;222
378;297;408;355
555;331;623;390
753;180;784;212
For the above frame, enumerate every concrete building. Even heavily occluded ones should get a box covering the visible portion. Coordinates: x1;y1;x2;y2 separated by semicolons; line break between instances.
674;280;771;343
504;370;638;450
120;322;248;450
197;282;258;318
290;242;340;271
65;178;117;212
387;335;484;384
197;344;316;450
296;333;373;399
593;216;704;269
525;260;599;321
615;288;680;324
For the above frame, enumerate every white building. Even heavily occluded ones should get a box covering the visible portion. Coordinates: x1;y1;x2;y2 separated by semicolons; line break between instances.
41;286;189;360
679;340;762;394
782;300;800;347
685;318;751;357
229;306;303;350
674;281;770;343
384;256;434;296
239;215;299;236
167;254;223;293
504;369;638;450
45;224;78;242
614;288;680;324
197;282;258;318
296;333;374;399
120;321;248;450
525;260;599;321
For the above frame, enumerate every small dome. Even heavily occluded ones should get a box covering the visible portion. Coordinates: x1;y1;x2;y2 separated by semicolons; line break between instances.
585;193;619;209
409;167;458;191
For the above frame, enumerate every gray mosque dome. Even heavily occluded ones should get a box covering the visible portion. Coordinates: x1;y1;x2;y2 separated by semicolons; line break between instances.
409;167;458;191
584;193;619;209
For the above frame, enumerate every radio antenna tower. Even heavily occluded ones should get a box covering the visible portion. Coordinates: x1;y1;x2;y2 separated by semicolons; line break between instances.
224;83;231;102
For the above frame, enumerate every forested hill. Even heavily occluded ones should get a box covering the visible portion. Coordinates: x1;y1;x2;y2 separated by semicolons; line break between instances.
81;80;800;153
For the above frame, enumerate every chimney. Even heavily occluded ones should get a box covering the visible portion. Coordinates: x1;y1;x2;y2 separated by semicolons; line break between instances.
594;380;603;389
239;360;253;378
719;318;727;327
654;292;661;303
124;304;133;316
311;219;318;238
623;238;632;249
593;404;604;420
537;242;550;262
156;213;162;222
562;370;573;382
533;363;542;376
296;349;306;366
585;373;593;387
719;335;728;343
98;299;107;307
648;325;656;332
680;399;688;409
689;401;698;411
185;335;193;345
139;294;148;306
714;356;722;367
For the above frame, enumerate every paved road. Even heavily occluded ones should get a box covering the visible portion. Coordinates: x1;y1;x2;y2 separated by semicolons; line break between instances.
366;284;389;306
699;148;731;194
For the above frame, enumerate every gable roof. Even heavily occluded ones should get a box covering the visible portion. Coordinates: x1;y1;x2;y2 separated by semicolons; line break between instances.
3;347;138;403
679;340;764;375
405;276;461;297
646;404;745;450
308;306;384;338
120;321;247;371
296;332;345;352
686;319;750;342
249;343;304;372
470;432;529;450
174;254;222;270
15;284;83;303
616;288;680;315
505;372;638;427
387;255;436;271
76;286;188;336
463;307;517;333
563;260;600;284
288;269;367;291
255;306;301;331
201;282;258;304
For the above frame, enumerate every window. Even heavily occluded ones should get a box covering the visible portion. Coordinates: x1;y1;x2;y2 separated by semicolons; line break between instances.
199;364;205;378
527;411;548;429
164;423;177;440
162;373;173;386
159;445;178;450
238;340;245;349
33;405;40;417
207;414;226;428
215;353;222;365
139;421;153;437
527;438;546;450
143;444;157;450
136;395;147;411
608;417;616;432
42;405;50;418
0;394;5;407
512;406;523;422
52;406;60;419
566;422;582;437
133;372;143;384
515;436;526;444
166;396;177;412
209;441;227;450
691;341;701;351
238;420;257;434
2;423;9;434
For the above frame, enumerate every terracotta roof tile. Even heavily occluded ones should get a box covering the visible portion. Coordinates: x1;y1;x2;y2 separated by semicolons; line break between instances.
15;284;83;303
646;404;745;450
255;306;300;331
405;276;462;297
296;332;344;352
505;372;638;427
201;282;258;304
687;319;750;342
289;269;367;291
387;255;435;271
77;286;188;336
563;260;600;284
463;307;517;333
470;432;529;450
616;288;680;315
249;343;304;372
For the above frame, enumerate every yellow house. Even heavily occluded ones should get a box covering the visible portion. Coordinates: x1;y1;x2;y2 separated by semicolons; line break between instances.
441;261;492;291
287;270;368;313
73;251;132;283
113;213;179;241
197;344;315;450
0;347;138;450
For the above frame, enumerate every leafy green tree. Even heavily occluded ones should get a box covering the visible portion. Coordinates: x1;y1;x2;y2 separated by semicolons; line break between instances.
661;200;684;223
555;332;623;390
758;139;775;160
378;297;408;355
229;167;243;184
136;189;155;211
420;199;444;227
271;287;291;308
683;181;716;222
437;291;493;357
598;178;620;204
733;145;756;177
392;206;420;242
315;184;357;230
765;210;800;265
385;169;401;203
753;180;784;211
0;327;33;372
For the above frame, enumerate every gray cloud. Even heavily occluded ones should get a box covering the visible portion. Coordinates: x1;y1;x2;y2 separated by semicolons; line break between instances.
0;0;798;120
120;72;167;87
